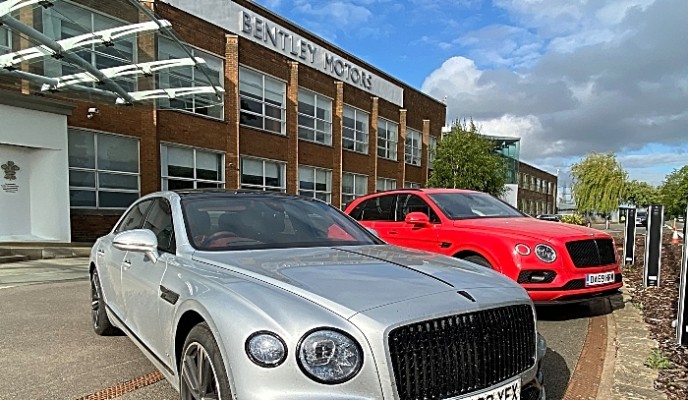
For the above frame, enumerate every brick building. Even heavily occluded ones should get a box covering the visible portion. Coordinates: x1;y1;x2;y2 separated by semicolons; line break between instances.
0;0;445;242
517;162;558;216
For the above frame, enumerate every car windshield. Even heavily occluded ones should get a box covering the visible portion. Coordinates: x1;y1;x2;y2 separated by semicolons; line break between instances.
428;192;525;220
182;194;381;251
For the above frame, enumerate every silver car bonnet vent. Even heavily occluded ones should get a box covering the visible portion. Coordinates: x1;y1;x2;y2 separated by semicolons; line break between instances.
457;290;476;302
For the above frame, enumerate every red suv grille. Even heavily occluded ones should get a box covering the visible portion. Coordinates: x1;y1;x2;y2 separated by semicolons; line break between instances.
565;239;616;267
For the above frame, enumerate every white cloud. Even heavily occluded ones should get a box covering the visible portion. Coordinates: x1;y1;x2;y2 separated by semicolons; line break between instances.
422;0;688;184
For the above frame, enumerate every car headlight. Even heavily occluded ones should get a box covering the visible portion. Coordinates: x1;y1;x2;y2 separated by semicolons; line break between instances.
297;328;363;384
246;331;287;367
535;244;557;263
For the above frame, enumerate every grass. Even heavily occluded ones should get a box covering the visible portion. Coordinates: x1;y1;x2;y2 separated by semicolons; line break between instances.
645;349;673;370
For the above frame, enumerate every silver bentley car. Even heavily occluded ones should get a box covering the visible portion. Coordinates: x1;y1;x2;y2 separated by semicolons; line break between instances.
89;190;546;400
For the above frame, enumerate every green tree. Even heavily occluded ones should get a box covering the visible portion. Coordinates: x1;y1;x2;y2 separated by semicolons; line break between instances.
658;166;688;217
427;119;507;197
624;180;659;207
570;152;627;216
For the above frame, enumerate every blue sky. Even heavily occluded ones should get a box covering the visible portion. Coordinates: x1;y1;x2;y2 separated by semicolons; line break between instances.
253;0;688;188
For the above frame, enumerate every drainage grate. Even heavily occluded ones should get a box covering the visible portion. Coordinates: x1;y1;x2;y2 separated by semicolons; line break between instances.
74;371;164;400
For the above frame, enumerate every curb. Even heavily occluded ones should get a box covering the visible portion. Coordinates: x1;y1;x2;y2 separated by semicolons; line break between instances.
599;285;667;400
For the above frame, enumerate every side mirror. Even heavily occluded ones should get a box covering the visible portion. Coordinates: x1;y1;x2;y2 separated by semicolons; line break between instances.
405;211;430;226
113;229;159;263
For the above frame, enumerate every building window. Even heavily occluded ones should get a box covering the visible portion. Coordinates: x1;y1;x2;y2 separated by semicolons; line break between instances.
298;88;332;145
161;144;224;190
240;157;286;192
404;181;421;189
428;135;438;169
377;118;398;160
342;173;368;207
0;27;10;54
43;2;136;91
405;128;422;166
343;105;369;153
158;37;224;119
239;66;286;135
68;129;140;209
376;177;396;192
299;165;332;202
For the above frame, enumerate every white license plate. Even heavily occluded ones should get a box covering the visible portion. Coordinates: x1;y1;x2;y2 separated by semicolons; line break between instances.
449;377;520;400
586;271;615;286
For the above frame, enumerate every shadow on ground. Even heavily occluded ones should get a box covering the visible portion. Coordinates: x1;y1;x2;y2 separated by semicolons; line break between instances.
536;295;624;321
542;348;569;400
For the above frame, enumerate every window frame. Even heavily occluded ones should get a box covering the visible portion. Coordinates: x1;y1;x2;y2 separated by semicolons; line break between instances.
42;2;138;91
405;128;422;166
376;177;397;192
341;172;369;208
342;105;369;154
157;36;225;120
160;143;225;190
68;128;141;210
377;117;398;160
240;156;287;192
0;26;10;54
297;88;333;146
298;165;332;203
404;181;421;189
239;66;287;135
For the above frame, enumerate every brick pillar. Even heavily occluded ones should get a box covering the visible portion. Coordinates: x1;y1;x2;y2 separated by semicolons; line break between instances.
332;81;344;208
225;35;240;189
137;1;160;194
397;109;407;187
286;62;299;194
368;97;379;194
18;6;32;94
421;119;430;186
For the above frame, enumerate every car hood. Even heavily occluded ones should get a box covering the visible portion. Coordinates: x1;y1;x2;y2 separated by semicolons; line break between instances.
194;245;521;318
453;217;608;241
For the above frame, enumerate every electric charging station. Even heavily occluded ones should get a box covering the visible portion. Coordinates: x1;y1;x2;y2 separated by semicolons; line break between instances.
677;204;688;345
644;204;664;287
624;208;637;265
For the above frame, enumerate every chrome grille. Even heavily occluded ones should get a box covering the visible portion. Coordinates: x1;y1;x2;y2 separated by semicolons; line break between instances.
388;304;536;400
566;239;617;267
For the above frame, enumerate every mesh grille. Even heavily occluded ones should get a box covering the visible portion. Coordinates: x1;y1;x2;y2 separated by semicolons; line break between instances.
388;304;536;400
565;239;617;267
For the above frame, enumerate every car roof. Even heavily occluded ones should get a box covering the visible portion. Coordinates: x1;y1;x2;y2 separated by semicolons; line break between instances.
160;189;326;203
373;188;481;195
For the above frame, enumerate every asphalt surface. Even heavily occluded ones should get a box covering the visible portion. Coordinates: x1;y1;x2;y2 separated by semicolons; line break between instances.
0;257;598;400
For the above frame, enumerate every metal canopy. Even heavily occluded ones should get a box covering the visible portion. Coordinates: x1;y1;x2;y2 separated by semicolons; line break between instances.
0;0;224;110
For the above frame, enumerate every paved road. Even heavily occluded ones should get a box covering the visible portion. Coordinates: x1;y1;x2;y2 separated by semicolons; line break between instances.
0;258;601;400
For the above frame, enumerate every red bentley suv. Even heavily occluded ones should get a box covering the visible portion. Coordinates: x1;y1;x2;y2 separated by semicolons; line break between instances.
345;188;623;304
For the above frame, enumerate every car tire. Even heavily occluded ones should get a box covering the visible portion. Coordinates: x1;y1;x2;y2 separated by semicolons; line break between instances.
463;255;493;269
180;323;231;400
90;269;120;336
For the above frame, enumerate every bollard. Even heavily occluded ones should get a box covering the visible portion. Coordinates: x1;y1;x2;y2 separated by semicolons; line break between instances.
623;208;637;265
677;203;688;345
644;204;664;287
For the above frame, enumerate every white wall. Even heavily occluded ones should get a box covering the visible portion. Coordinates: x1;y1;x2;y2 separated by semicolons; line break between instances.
500;184;519;208
0;104;70;242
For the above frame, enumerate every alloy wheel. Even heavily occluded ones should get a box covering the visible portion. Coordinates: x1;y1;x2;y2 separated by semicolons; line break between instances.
181;342;222;400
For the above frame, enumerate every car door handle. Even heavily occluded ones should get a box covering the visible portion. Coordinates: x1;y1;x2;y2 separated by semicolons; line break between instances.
389;231;398;235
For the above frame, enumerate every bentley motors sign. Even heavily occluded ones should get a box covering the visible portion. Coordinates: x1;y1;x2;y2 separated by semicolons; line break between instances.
166;0;405;107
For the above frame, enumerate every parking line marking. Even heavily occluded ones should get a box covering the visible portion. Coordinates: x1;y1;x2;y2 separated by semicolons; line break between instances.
74;370;164;400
